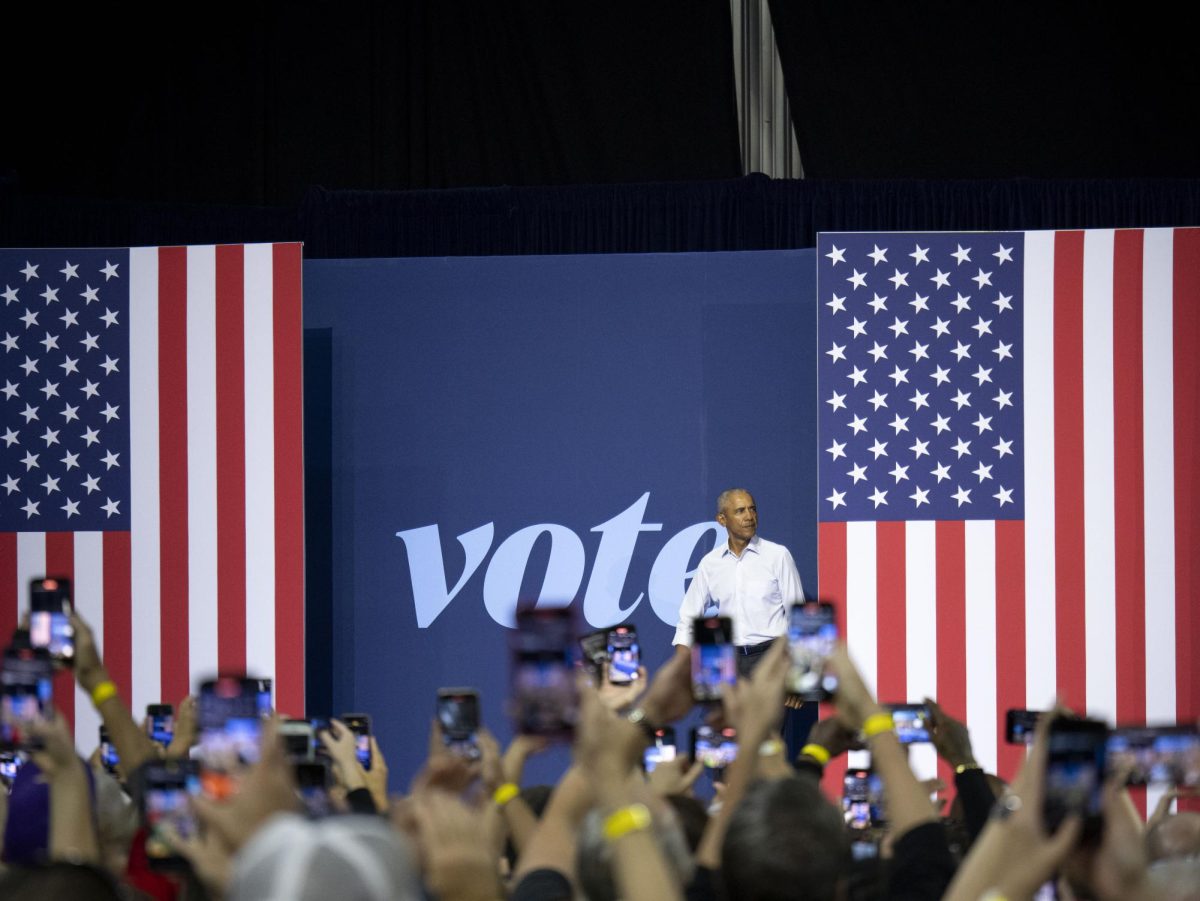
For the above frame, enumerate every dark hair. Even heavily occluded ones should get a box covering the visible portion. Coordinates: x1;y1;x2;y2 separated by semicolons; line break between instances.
721;777;851;901
664;793;709;854
0;863;124;901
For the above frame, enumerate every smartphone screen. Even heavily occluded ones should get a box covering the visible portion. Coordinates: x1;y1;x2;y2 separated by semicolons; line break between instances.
1044;718;1107;836
691;616;736;702
1006;709;1042;745
512;608;578;738
197;676;263;799
29;578;74;665
0;651;53;751
787;602;838;701
255;679;273;719
643;726;676;773
342;714;372;771
146;704;175;747
886;703;932;744
692;725;738;772
99;725;120;774
606;626;640;684
1107;725;1200;787
140;760;200;869
0;751;23;786
437;689;481;759
843;768;886;829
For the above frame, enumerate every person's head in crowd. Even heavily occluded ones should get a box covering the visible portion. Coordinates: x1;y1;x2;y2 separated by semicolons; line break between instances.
1146;811;1200;862
228;813;422;901
91;766;139;877
0;862;125;901
721;776;851;901
1146;857;1200;901
577;801;694;901
663;793;708;854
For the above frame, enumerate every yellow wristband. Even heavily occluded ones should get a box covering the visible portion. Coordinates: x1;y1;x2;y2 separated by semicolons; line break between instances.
90;681;118;707
492;782;520;807
862;713;895;739
603;803;652;842
800;743;831;765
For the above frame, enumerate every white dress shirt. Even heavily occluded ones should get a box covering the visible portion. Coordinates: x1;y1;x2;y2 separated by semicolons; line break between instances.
672;534;805;647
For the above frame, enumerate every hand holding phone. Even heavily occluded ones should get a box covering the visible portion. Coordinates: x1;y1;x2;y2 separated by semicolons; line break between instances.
1044;717;1107;839
643;726;676;773
140;759;200;870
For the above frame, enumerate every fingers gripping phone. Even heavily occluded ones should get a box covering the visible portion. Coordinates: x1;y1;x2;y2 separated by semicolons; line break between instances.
1044;717;1107;839
141;759;200;870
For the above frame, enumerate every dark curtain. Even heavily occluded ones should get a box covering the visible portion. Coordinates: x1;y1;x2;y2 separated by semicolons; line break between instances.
1;1;740;206
767;2;1200;179
3;176;1199;256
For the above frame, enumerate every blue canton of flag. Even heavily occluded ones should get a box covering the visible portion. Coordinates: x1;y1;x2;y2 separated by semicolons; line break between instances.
0;250;131;530
818;234;1024;521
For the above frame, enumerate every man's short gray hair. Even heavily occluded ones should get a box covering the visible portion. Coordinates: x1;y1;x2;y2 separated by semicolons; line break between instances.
716;488;752;515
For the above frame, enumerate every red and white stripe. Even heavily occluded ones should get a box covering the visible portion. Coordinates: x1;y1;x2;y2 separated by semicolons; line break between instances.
819;228;1199;815
1;243;306;753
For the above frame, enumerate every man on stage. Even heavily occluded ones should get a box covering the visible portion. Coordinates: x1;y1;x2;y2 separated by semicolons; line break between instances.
672;488;805;676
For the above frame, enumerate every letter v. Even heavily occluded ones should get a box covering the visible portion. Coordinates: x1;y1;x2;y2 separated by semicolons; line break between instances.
395;523;494;627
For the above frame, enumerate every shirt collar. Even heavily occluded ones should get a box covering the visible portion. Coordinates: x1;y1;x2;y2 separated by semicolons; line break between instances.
722;534;762;558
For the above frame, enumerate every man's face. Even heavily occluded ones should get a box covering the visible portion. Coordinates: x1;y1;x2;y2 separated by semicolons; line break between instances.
718;492;757;543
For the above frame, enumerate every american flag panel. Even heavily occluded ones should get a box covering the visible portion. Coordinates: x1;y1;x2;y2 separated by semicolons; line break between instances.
0;244;305;753
816;229;1199;817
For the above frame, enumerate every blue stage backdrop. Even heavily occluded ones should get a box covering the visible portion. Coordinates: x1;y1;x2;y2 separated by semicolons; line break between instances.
303;250;817;786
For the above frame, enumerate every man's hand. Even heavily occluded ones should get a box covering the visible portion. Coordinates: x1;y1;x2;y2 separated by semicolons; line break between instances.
924;696;977;769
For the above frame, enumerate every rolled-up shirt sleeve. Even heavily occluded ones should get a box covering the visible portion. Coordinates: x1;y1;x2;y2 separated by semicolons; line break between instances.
777;547;805;604
673;562;711;648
